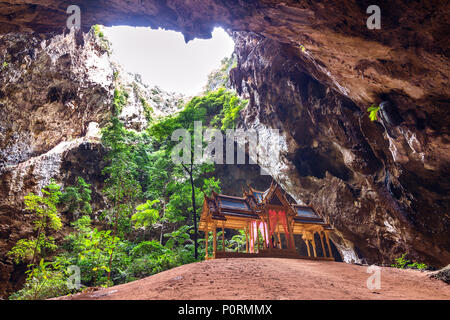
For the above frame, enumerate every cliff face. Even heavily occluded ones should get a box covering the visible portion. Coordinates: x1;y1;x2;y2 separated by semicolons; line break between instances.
0;0;448;293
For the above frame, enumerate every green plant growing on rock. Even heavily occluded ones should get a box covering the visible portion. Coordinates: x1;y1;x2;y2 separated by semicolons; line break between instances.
7;180;62;266
91;24;112;53
204;54;238;91
407;262;428;270
203;88;247;130
111;88;128;116
391;253;410;269
93;25;104;38
367;104;381;121
391;253;428;270
140;96;154;121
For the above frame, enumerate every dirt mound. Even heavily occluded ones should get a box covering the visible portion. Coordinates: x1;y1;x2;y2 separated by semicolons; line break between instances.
55;258;449;300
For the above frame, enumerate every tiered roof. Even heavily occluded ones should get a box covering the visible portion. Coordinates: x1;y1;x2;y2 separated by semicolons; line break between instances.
200;181;331;229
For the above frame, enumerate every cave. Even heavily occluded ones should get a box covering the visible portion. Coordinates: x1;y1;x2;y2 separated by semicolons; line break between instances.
0;1;449;300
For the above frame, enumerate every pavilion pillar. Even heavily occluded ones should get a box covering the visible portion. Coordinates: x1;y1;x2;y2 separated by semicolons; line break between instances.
205;232;209;259
319;231;327;258
289;219;295;251
222;222;225;252
213;224;217;259
311;233;317;258
248;222;252;253
305;239;311;257
266;210;273;251
257;224;260;253
205;231;208;259
324;231;333;259
245;225;249;253
277;232;282;249
205;220;209;259
260;216;268;250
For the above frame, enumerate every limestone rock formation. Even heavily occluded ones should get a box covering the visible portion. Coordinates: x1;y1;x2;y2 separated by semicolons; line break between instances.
115;69;186;129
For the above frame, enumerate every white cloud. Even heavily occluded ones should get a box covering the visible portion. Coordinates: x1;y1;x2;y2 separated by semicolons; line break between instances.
103;26;235;96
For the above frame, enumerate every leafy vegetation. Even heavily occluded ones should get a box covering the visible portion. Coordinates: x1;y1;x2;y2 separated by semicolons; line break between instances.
140;96;154;121
60;177;92;219
132;200;160;229
391;253;428;270
7;181;62;265
92;24;110;52
93;25;104;38
367;104;381;121
8;259;73;300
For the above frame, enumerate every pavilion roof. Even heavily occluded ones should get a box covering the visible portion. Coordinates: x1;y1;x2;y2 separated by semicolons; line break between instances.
200;181;332;231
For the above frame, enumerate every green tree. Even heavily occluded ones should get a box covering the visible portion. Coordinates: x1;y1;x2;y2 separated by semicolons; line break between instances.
60;177;92;219
148;90;241;259
132;199;160;229
229;230;247;252
101;88;142;283
8;181;62;267
63;216;120;286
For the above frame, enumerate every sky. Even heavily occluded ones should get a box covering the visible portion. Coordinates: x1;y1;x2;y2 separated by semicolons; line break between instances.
103;26;235;96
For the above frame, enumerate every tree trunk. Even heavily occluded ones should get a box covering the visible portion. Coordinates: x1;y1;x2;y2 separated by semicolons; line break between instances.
190;167;198;259
182;163;198;260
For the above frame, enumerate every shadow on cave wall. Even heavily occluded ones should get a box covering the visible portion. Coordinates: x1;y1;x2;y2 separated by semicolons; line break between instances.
293;146;352;182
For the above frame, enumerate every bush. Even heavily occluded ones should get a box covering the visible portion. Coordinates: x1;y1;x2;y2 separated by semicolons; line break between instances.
61;216;124;287
130;240;166;258
124;251;177;282
9;259;73;300
367;104;380;121
391;253;428;270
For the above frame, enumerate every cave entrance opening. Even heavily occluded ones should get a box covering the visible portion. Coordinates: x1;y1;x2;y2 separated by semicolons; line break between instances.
102;26;235;96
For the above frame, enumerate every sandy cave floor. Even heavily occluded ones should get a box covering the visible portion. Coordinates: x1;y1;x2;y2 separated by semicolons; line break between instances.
54;258;450;300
